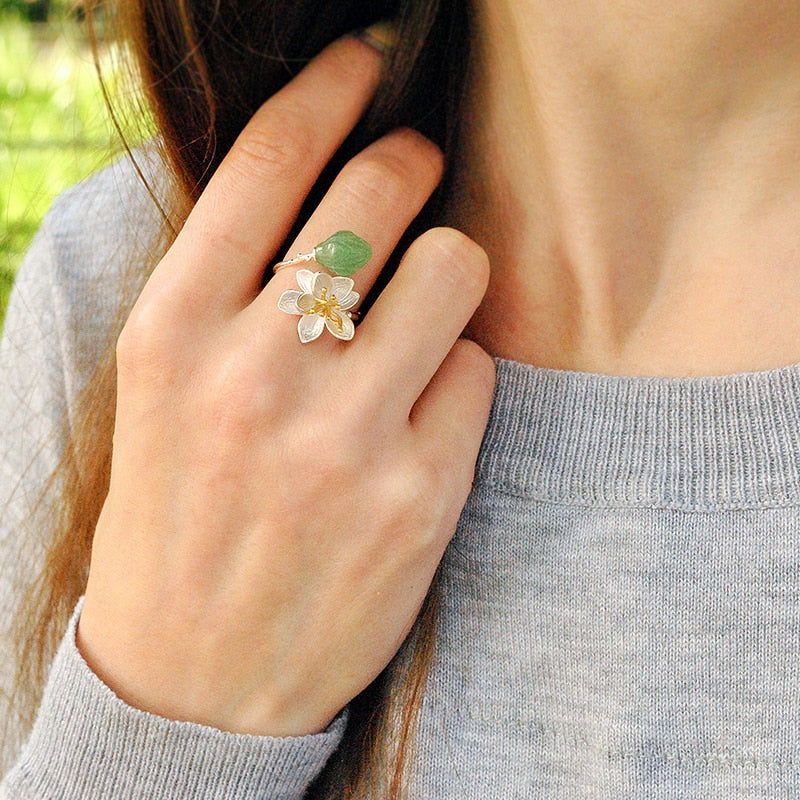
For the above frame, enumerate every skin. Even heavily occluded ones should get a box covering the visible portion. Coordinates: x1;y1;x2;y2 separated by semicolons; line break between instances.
453;0;800;375
78;35;495;736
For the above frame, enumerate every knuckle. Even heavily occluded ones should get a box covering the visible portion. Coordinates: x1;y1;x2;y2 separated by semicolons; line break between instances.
408;460;443;511
382;465;433;530
418;227;490;296
341;129;443;206
413;452;472;532
340;154;417;212
116;302;174;379
228;110;315;185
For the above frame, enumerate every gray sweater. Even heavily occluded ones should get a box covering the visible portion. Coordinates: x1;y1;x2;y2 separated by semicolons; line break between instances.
2;156;800;798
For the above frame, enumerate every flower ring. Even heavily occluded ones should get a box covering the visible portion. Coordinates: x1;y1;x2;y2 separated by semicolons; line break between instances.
278;269;360;343
274;231;371;344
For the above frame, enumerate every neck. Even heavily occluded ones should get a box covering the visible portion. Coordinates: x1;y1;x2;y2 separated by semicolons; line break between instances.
450;1;800;376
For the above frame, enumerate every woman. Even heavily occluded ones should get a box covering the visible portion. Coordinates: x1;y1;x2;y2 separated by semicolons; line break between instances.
2;0;800;796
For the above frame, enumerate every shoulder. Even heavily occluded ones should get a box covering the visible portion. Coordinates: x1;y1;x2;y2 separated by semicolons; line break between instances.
49;141;173;229
1;142;177;453
41;143;175;292
7;144;176;387
0;146;177;481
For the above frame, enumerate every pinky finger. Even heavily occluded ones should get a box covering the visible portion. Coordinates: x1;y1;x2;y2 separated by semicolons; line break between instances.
411;338;496;483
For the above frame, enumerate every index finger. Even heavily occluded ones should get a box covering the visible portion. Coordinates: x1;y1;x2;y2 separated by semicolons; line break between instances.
159;34;385;312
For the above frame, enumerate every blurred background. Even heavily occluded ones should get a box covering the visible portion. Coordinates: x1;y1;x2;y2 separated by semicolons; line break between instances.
1;0;118;330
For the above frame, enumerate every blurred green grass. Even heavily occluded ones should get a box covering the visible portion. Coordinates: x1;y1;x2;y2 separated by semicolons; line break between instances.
1;14;116;331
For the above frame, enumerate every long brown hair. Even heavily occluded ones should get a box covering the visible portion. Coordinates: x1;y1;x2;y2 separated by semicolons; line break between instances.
5;0;473;795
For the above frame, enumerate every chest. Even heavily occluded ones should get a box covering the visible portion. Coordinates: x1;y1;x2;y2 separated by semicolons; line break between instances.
408;492;800;798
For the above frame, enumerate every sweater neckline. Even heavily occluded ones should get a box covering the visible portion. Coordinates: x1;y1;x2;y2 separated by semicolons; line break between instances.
476;358;800;510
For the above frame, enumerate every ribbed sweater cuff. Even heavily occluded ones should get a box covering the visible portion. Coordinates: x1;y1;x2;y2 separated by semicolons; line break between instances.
4;601;346;799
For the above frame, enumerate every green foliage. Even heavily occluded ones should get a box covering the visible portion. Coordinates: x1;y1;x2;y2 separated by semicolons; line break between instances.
0;16;115;330
1;1;76;23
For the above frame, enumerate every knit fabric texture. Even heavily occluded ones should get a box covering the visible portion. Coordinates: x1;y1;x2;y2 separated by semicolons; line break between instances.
2;156;800;798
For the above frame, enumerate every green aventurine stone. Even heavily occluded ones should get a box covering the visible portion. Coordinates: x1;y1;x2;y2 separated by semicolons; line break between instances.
314;231;372;277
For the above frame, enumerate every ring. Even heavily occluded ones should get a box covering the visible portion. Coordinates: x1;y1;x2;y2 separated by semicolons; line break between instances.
273;230;372;277
275;231;372;344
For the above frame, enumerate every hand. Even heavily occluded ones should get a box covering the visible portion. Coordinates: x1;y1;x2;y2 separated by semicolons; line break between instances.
77;32;495;737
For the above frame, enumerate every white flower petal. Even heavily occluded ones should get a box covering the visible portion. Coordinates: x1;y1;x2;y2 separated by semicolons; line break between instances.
277;289;303;314
296;269;315;294
298;314;324;343
331;276;355;298
312;271;333;298
325;312;355;341
337;290;360;311
296;292;315;313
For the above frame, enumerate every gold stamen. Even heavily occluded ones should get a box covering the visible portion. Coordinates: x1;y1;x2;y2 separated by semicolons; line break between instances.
302;290;345;331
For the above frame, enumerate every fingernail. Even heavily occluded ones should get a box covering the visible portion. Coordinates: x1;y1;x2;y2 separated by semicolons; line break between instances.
355;20;397;55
